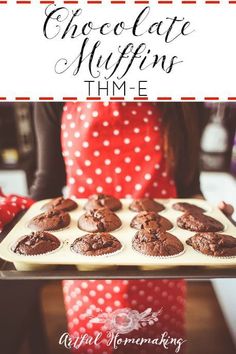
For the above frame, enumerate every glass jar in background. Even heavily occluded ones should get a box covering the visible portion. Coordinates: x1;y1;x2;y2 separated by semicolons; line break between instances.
200;103;230;171
230;132;236;176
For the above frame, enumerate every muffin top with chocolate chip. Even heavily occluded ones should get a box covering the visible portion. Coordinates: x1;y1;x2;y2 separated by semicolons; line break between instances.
132;229;184;257
84;194;122;212
71;232;122;256
129;198;165;213
130;211;173;231
12;231;60;256
41;197;78;212
28;209;70;231
78;207;122;233
186;232;236;257
177;212;224;232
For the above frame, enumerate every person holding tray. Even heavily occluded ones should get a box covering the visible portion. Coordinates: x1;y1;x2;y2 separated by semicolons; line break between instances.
29;102;233;354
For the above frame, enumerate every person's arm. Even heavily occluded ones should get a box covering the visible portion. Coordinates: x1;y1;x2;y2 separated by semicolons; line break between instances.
174;103;205;198
175;103;234;217
30;102;66;200
176;168;202;198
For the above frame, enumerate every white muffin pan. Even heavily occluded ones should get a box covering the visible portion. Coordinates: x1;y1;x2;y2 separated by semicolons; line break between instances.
0;198;235;271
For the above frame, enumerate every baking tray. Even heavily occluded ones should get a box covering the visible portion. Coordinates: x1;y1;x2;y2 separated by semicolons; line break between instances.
0;198;235;271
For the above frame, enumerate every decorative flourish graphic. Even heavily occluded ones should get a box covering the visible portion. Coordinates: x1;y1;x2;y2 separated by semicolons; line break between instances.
90;307;162;334
59;307;187;352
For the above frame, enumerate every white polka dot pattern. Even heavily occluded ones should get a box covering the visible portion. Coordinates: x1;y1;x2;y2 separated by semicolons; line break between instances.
61;102;184;353
63;279;186;354
0;193;34;232
61;102;176;198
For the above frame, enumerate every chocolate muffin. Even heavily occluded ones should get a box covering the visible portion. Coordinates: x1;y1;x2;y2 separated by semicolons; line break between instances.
186;232;236;257
71;232;122;256
42;197;78;212
130;211;173;231
177;212;224;232
28;209;70;231
78;207;122;232
129;198;165;213
84;194;122;212
12;231;60;256
132;229;184;257
172;202;205;214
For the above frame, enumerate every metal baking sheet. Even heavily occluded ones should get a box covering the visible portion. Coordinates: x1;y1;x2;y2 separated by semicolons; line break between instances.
0;198;235;271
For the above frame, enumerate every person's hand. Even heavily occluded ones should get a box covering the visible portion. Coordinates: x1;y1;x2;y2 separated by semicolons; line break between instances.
218;201;234;218
0;188;34;232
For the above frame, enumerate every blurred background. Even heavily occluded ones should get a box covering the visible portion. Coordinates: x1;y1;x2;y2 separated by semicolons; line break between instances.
0;102;236;354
